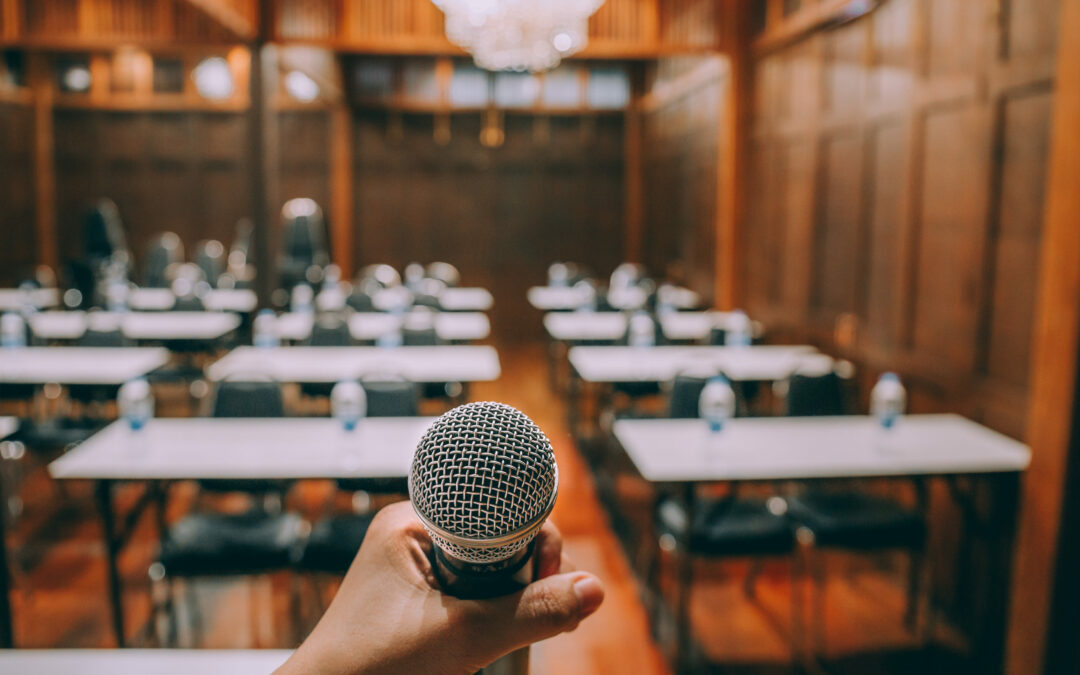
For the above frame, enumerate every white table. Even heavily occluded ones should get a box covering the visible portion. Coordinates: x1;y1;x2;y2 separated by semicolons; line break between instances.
528;285;700;311
0;649;292;674
544;312;627;342
613;414;1031;483
372;287;494;312
568;345;820;384
0;347;170;384
0;417;16;441
658;311;764;342
207;345;501;383
49;417;434;648
0;287;59;311
275;311;490;343
129;288;258;313
29;311;240;342
612;414;1030;670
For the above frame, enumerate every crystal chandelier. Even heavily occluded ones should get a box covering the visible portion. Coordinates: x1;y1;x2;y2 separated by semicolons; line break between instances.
432;0;606;72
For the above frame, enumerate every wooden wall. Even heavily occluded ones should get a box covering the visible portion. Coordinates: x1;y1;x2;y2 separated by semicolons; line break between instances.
744;0;1058;441
0;98;37;285
352;110;625;341
52;110;251;271
640;56;725;302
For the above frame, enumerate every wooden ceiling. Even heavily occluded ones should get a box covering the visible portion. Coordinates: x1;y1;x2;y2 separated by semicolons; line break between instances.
0;0;726;56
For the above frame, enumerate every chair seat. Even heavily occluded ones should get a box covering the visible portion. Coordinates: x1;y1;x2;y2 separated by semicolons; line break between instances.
297;513;375;573
160;511;305;577
786;491;925;550
613;381;663;398
658;497;795;557
11;418;107;450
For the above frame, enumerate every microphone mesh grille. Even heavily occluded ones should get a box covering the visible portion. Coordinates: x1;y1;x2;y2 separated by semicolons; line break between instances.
410;401;557;564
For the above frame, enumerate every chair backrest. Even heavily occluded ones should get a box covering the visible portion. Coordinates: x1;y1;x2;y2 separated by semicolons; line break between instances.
77;328;126;348
425;262;460;287
308;315;352;346
194;240;226;287
83;199;128;264
620;313;664;346
212;380;285;418
173;294;205;312
144;232;184;288
402;326;439;346
362;379;419;417
346;288;375;312
786;371;847;417
667;372;709;418
707;326;727;345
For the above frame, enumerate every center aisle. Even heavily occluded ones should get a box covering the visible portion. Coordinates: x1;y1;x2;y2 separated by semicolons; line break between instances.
470;342;669;675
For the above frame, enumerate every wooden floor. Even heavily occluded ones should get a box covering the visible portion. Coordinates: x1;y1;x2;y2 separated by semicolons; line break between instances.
3;341;966;673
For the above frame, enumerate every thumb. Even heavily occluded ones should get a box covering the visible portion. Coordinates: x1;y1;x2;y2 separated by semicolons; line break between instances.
465;572;605;659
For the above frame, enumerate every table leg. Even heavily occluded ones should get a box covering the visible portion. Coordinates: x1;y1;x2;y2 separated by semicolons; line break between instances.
96;479;125;647
675;483;696;673
975;472;1021;674
0;456;13;648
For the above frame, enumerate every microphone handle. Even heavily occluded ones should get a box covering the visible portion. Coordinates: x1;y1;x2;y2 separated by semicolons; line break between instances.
431;543;538;675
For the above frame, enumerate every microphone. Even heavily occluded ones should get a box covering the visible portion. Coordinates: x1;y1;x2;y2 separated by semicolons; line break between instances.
409;401;558;674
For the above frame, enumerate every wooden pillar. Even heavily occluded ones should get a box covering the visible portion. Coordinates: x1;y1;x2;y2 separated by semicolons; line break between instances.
248;42;278;306
329;57;354;278
716;1;752;309
623;100;643;263
1006;1;1080;672
28;55;58;273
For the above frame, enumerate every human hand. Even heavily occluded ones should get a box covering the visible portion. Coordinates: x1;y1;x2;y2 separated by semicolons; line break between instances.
277;501;605;674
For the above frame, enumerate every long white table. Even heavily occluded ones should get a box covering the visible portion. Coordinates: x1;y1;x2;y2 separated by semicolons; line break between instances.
275;311;490;343
568;345;821;383
0;417;16;441
51;417;434;480
49;417;433;648
0;287;59;311
0;347;170;384
544;311;764;343
613;414;1030;483
29;311;240;342
207;345;501;383
129;288;258;313
0;649;292;674
612;414;1030;671
372;287;494;312
528;285;700;312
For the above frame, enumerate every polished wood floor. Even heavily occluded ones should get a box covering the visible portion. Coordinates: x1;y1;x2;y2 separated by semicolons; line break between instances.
4;341;962;673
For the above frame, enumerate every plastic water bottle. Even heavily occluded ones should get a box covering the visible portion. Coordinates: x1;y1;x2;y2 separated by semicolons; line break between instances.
628;311;655;348
699;375;737;433
726;309;752;347
871;372;906;430
404;262;425;291
118;378;154;431
253;309;279;349
331;380;366;431
377;325;403;347
656;284;676;316
573;280;596;313
1;313;26;349
105;277;129;313
292;284;314;314
548;263;569;288
319;265;346;312
17;281;38;318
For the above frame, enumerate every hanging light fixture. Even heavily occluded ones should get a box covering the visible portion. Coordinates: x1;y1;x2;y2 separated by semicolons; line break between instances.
432;0;605;72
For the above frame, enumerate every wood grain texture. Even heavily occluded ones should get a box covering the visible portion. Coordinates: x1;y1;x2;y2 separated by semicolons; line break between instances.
1006;0;1080;672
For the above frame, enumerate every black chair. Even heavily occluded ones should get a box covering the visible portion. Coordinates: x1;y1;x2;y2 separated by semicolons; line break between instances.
297;377;419;574
402;326;439;347
278;199;329;291
68;328;128;408
780;368;928;652
425;262;460;288
144;232;184;289
666;372;709;419
611;314;665;401
346;288;375;312
152;379;303;646
300;317;353;399
172;294;205;312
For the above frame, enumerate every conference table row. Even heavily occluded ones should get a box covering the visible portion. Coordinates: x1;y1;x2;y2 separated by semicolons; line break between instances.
0;286;494;314
24;310;491;344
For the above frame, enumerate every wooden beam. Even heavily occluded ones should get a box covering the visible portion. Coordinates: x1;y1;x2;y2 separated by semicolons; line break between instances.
328;57;354;278
623;83;643;263
28;54;58;274
179;0;257;40
1006;0;1080;672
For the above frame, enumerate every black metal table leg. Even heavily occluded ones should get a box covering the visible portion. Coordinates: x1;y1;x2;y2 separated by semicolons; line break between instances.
0;456;13;648
975;472;1021;674
675;482;696;673
96;479;125;647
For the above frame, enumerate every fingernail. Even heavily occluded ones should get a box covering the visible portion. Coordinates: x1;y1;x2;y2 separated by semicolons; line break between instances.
573;575;604;618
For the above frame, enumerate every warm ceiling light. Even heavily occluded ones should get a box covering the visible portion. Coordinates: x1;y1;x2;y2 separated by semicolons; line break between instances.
62;65;92;92
193;57;234;100
284;70;320;103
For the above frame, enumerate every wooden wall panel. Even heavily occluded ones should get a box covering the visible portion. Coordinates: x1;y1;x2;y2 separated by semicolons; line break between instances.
53;109;250;272
812;132;861;317
863;121;906;351
352;110;624;342
0;101;37;285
